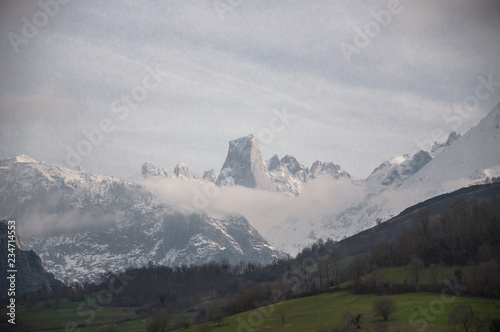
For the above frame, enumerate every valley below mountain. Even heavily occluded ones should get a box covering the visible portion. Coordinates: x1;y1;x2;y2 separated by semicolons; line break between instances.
0;104;499;282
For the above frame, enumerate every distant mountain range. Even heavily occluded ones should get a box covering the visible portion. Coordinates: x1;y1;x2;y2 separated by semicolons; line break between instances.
138;133;351;196
0;103;499;281
260;103;500;252
0;156;285;282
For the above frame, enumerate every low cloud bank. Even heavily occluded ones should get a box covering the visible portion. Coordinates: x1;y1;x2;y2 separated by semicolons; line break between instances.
142;177;364;235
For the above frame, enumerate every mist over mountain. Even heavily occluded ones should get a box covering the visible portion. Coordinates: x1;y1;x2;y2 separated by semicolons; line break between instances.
264;103;500;252
0;157;285;282
126;103;500;253
1;103;499;280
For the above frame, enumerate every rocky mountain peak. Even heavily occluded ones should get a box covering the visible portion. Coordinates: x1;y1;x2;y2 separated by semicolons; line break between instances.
141;161;168;178
446;131;461;145
215;134;274;190
280;155;305;176
367;150;432;187
267;154;283;172
202;169;217;183
0;154;37;167
431;131;461;153
309;161;351;179
173;163;193;179
404;150;432;176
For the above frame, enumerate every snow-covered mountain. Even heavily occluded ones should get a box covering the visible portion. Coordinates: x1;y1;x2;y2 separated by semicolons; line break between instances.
431;131;461;155
309;160;352;180
216;134;275;190
142;161;169;178
365;150;432;190
0;157;285;282
2;103;499;272
202;169;217;183
397;104;500;196
264;103;500;253
134;134;352;196
173;163;195;180
138;160;215;183
215;134;352;195
266;154;303;195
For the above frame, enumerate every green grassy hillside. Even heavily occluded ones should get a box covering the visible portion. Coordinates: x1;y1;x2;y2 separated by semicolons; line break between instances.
175;291;498;332
3;290;498;332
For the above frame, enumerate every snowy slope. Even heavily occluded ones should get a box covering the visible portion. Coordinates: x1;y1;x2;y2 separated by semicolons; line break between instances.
365;150;432;190
2;104;499;263
0;157;285;282
431;131;461;156
263;103;500;253
397;103;500;199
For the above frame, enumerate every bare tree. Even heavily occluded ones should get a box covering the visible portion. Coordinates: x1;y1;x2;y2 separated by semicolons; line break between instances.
277;308;286;323
372;296;397;321
318;259;328;291
207;303;226;327
197;322;213;332
342;312;352;329
489;318;500;332
407;257;424;292
448;304;488;331
416;209;431;236
448;304;473;332
348;255;369;293
343;312;362;329
147;311;171;332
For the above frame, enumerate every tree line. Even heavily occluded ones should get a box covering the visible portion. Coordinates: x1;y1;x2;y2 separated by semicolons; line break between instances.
13;194;500;327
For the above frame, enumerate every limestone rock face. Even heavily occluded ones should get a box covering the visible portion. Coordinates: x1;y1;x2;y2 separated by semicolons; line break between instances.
216;134;274;190
0;220;61;301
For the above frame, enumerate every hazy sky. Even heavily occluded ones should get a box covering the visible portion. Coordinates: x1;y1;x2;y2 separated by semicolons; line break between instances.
1;0;499;179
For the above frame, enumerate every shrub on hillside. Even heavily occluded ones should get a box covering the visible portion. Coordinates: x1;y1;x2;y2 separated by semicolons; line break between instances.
372;296;397;321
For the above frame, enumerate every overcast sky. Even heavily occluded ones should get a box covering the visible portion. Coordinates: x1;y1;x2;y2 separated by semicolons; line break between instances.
1;0;499;179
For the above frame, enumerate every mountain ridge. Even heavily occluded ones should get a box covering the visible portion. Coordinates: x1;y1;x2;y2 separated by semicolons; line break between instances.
259;103;500;253
334;181;500;257
0;158;286;282
2;103;499;276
